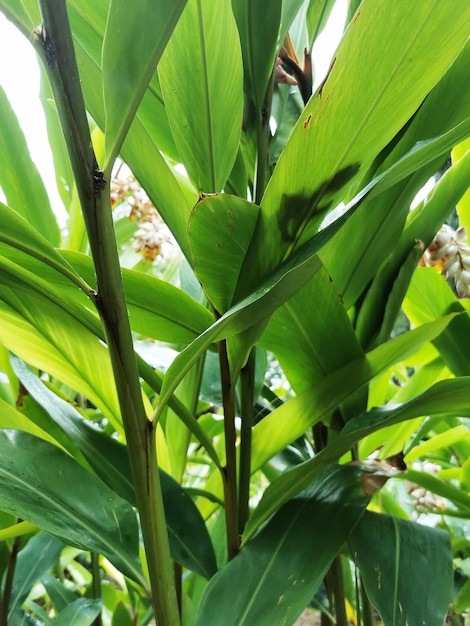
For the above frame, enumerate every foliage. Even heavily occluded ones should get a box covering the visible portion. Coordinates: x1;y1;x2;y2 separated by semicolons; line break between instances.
0;0;469;624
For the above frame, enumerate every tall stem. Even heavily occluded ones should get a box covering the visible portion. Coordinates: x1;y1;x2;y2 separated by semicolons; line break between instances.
238;348;255;535
254;71;275;205
33;3;179;624
218;338;239;560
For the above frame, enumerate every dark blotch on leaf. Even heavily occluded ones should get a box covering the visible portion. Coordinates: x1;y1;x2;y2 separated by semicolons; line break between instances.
277;163;360;242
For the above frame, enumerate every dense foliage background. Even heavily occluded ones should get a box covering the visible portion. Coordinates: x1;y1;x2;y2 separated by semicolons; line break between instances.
0;0;470;624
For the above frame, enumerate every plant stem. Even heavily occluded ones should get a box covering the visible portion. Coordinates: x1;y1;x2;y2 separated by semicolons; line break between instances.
238;348;255;535
360;579;375;626
326;556;348;626
90;553;103;626
33;3;179;624
218;338;239;560
254;70;275;205
0;532;20;626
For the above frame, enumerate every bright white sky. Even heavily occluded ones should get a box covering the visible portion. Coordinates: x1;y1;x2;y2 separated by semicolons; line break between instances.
0;2;347;218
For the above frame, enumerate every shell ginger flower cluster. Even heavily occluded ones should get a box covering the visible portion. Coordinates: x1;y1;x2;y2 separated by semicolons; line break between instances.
423;225;470;297
111;175;172;262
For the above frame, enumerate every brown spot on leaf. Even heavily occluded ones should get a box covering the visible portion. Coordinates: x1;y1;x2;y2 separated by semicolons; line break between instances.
303;114;312;130
318;57;336;98
352;10;361;24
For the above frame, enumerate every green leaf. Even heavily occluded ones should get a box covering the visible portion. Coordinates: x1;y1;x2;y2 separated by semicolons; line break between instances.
0;430;144;586
159;0;243;192
0;86;59;245
157;194;368;415
39;65;74;211
195;464;370;626
350;511;453;626
232;0;282;110
54;0;198;257
12;357;218;579
0;0;39;33
243;315;458;539
247;0;470;284
52;599;102;626
188;194;260;312
404;267;470;376
160;471;217;579
8;532;64;618
62;250;214;344
321;39;470;311
0;201;91;292
260;263;364;394
306;0;337;50
41;574;78;613
0;267;121;429
102;0;187;165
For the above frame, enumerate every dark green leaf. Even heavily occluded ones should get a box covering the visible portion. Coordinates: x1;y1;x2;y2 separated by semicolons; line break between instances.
0;87;59;244
350;511;453;626
12;357;218;579
0;430;144;586
102;0;187;164
195;464;370;626
245;0;470;288
52;598;102;626
244;314;458;539
8;532;64;618
232;0;282;110
159;0;243;192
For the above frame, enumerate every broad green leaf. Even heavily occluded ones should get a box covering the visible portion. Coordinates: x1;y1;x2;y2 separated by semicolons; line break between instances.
251;316;457;476
350;512;452;626
195;464;370;626
343;378;470;439
157;191;369;415
279;0;307;44
405;425;470;463
404;267;470;376
354;140;470;348
188;194;259;312
260;263;364;394
0;396;59;445
244;0;470;285
243;316;459;539
306;0;337;50
39;64;74;211
8;532;64;618
232;0;282;110
0;430;144;585
453;136;470;230
159;0;243;192
61;250;214;344
0;86;59;245
0;229;218;457
0;270;121;428
52;599;102;626
0;201;90;292
42;574;78;613
30;0;197;258
102;0;187;165
355;242;423;349
321;39;470;311
12;357;218;579
0;0;39;32
160;470;217;579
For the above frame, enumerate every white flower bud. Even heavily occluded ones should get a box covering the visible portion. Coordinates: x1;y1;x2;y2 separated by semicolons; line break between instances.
445;259;461;281
442;254;460;273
